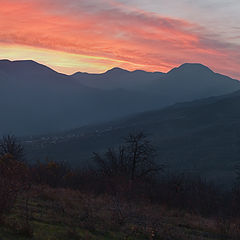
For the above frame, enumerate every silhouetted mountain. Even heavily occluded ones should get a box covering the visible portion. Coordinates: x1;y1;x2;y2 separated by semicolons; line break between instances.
73;63;240;100
72;63;240;112
1;60;240;135
105;67;130;74
0;60;146;135
72;67;163;90
24;90;240;185
146;63;240;103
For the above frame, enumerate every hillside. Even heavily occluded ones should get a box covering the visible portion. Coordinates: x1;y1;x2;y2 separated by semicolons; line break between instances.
0;186;235;240
1;60;240;136
24;90;240;184
73;63;240;104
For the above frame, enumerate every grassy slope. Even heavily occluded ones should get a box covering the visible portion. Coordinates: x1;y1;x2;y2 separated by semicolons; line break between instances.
0;187;236;240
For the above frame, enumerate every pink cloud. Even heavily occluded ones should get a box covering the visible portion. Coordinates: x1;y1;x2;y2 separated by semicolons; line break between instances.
0;0;239;78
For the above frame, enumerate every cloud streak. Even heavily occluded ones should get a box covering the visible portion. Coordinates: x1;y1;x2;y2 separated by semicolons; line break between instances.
0;0;239;78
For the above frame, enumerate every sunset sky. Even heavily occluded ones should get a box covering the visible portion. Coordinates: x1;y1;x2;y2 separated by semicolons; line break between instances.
0;0;240;78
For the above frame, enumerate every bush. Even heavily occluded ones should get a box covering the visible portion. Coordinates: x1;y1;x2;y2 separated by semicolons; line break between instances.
0;154;29;219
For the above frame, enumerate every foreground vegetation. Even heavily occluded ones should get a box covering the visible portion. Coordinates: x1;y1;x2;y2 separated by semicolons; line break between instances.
1;186;240;240
1;134;240;239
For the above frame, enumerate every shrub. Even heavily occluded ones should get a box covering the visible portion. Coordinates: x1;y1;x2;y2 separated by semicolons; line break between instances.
0;154;29;219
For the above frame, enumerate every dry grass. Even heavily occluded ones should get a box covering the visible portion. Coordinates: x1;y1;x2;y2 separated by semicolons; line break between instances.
0;186;239;240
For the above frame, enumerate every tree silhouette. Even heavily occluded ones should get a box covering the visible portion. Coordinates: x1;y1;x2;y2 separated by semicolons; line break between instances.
93;132;162;181
0;135;24;161
0;137;29;219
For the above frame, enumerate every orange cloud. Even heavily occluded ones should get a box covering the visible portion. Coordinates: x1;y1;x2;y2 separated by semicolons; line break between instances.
0;0;239;78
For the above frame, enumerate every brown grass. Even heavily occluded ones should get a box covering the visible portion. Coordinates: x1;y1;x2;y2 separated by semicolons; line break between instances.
1;185;240;240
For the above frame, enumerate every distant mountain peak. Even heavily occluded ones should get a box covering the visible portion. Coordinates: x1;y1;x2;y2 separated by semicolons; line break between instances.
0;59;11;63
0;59;39;65
168;63;214;75
105;67;130;74
180;63;213;71
0;59;57;74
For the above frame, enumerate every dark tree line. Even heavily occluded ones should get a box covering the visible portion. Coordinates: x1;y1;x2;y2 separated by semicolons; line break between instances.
2;133;240;220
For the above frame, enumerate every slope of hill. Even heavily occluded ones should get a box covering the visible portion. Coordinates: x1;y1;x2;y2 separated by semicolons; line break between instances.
1;59;240;136
73;63;240;103
147;63;240;103
0;60;147;135
1;186;233;240
24;90;240;184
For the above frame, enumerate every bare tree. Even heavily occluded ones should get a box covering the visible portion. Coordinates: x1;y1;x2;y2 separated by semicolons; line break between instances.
93;146;128;177
93;132;162;181
0;135;24;161
124;132;160;181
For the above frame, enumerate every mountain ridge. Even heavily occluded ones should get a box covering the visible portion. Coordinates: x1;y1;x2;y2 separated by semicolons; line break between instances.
1;59;240;136
72;63;224;77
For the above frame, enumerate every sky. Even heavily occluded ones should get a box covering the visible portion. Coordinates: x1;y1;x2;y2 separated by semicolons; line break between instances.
0;0;240;78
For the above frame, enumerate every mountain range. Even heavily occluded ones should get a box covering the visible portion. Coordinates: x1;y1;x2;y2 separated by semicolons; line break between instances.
1;60;240;136
24;89;240;185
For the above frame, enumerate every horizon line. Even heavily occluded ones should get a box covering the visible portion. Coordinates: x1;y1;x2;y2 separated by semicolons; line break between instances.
0;58;230;78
